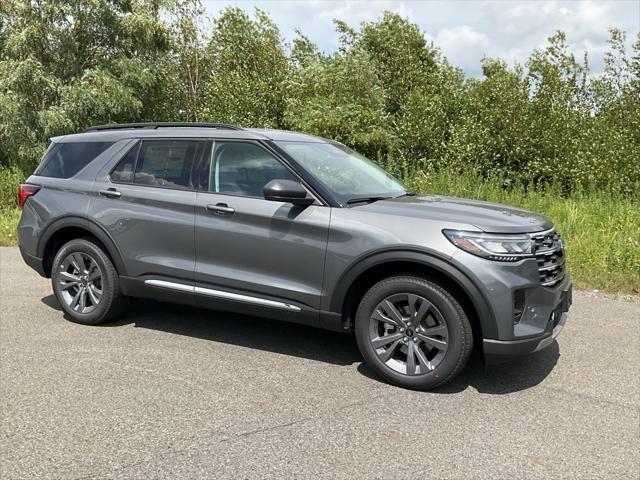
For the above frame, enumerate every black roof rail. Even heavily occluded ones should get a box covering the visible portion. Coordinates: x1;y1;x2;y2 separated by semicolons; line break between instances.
84;122;243;132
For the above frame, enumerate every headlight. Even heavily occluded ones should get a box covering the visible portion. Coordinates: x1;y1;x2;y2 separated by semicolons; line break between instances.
443;229;534;261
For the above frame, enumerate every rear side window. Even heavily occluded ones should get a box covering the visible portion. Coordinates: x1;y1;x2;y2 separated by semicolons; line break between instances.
110;140;199;190
36;142;113;178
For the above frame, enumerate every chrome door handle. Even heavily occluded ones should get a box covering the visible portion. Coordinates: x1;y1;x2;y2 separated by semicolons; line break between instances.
206;203;235;215
99;188;121;198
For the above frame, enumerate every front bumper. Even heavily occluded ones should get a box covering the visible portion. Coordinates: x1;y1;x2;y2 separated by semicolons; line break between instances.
483;282;572;364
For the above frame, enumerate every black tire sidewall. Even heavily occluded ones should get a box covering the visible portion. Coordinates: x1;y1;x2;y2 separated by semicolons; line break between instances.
355;276;469;390
51;239;119;325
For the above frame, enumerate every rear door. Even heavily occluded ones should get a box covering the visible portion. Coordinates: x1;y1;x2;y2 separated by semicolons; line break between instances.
89;139;205;291
193;140;330;326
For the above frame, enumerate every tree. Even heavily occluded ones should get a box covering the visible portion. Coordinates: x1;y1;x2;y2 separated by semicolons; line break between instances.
166;0;208;121
0;4;637;195
0;0;174;171
391;62;464;175
338;12;439;116
285;47;391;160
201;7;289;127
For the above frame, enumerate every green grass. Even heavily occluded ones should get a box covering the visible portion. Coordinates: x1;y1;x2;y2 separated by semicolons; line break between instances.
1;167;638;294
0;166;23;246
0;208;21;246
0;166;23;208
408;169;640;294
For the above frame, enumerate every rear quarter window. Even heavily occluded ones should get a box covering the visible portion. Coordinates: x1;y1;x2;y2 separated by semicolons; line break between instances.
36;142;113;178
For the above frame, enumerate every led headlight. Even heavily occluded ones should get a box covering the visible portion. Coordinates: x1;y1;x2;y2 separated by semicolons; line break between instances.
443;229;534;261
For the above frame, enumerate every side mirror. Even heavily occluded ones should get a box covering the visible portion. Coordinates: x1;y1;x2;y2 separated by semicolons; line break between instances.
263;179;314;206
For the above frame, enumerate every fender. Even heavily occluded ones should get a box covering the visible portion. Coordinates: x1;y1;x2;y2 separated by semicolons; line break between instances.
37;216;127;276
327;248;498;339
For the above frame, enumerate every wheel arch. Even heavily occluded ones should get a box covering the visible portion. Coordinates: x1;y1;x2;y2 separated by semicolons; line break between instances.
329;249;497;340
37;216;126;278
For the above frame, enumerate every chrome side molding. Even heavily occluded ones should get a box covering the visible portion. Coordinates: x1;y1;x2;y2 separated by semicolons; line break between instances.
144;279;194;293
143;279;301;312
194;286;300;311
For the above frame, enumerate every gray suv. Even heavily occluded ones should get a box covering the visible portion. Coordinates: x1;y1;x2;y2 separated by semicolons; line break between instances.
17;123;572;390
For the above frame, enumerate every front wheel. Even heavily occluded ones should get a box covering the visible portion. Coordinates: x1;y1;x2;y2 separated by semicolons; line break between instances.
355;276;473;390
51;238;123;325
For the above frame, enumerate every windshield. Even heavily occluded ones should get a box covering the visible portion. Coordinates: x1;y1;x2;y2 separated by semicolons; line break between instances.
275;141;407;205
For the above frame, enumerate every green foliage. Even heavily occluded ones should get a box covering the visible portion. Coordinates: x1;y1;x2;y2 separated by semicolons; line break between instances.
344;12;439;115
200;7;290;127
395;63;466;176
0;165;22;208
0;0;174;171
0;208;21;246
284;48;391;159
164;0;208;122
1;4;638;196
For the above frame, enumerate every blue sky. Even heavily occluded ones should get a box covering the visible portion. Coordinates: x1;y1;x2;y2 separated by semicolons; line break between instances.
202;0;640;77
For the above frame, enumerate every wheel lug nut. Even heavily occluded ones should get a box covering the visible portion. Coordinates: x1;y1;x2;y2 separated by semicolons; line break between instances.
400;328;405;332
403;337;408;342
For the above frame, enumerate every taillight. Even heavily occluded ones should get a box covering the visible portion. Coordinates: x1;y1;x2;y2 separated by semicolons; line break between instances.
17;184;40;207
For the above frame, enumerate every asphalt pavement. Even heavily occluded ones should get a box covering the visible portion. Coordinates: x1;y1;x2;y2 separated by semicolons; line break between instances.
1;246;638;479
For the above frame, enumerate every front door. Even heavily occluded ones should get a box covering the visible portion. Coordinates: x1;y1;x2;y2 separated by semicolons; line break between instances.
193;140;330;325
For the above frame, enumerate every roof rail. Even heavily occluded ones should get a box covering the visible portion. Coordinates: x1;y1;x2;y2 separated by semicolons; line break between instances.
84;122;243;132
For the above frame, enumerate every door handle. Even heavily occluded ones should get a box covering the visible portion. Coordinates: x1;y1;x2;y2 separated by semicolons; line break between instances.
99;188;121;198
206;203;235;215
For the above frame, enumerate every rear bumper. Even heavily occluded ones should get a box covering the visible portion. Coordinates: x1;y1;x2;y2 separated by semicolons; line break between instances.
19;245;45;277
483;282;572;364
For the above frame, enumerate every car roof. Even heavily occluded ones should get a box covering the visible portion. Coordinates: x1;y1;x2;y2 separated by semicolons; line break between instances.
50;124;328;143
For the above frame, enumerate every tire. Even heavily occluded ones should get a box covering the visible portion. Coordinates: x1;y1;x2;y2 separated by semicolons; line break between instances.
355;276;473;390
51;238;123;325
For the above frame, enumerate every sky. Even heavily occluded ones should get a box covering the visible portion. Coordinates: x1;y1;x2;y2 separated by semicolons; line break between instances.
202;0;640;77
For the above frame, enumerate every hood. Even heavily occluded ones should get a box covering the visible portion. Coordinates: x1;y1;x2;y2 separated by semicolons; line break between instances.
355;195;553;233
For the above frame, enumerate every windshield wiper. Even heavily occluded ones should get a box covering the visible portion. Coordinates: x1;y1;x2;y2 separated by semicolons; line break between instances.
395;191;417;198
346;196;391;205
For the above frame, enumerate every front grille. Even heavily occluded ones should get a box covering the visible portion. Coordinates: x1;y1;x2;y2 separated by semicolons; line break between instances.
530;229;565;287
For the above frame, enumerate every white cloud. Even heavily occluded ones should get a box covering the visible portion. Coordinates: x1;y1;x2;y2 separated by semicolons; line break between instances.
314;0;414;26
477;1;634;70
430;26;490;73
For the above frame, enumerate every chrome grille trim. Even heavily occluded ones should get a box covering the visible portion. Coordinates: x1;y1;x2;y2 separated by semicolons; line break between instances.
534;246;563;256
529;228;565;287
538;261;565;272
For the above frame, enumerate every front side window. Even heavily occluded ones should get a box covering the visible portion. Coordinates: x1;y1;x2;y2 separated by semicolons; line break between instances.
207;141;296;197
275;141;407;204
36;141;113;178
111;140;198;189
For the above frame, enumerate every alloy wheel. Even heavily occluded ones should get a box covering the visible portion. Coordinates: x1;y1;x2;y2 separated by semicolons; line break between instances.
57;252;103;314
369;293;449;375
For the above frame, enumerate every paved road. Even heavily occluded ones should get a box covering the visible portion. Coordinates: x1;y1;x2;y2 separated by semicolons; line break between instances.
1;247;639;479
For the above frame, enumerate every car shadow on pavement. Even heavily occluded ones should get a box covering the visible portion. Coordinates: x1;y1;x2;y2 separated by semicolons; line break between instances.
358;342;560;394
41;294;62;310
110;298;361;367
448;342;560;394
41;295;560;391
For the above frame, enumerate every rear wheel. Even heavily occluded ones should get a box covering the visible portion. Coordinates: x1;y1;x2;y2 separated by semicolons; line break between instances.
355;276;473;390
51;238;123;325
